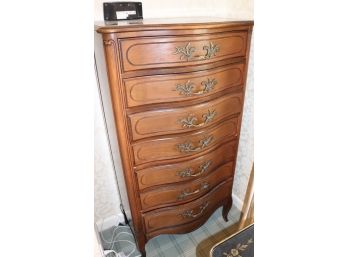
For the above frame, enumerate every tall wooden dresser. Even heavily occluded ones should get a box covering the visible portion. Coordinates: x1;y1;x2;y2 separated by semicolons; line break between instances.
95;18;253;256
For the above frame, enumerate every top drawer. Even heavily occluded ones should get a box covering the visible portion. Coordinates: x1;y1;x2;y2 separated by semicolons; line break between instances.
119;31;248;72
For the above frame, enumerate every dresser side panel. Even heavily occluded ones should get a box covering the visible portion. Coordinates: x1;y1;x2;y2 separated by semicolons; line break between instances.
95;31;147;252
94;32;131;218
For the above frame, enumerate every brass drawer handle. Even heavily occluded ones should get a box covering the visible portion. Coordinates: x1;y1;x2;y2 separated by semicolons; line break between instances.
176;78;217;96
177;160;212;178
177;135;214;153
181;202;209;219
203;42;220;59
174;42;220;61
177;182;210;200
180;109;217;128
173;42;196;61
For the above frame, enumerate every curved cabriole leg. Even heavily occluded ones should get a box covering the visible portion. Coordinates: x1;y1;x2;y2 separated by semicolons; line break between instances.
135;233;146;257
138;243;146;257
222;196;232;222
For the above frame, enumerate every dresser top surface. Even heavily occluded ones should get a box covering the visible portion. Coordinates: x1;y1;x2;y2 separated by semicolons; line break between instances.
95;17;253;33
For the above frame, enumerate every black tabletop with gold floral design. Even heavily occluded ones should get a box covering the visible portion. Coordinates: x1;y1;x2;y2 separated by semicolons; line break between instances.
211;224;254;257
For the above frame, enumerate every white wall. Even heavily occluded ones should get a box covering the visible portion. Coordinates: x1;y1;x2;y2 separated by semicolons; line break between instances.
94;81;121;222
94;0;254;223
94;0;253;21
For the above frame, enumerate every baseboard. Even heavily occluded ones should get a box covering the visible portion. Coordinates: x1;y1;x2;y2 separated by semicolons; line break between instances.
232;193;244;212
95;213;125;232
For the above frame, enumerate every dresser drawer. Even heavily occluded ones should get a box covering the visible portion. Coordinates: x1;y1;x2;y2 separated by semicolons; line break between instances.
119;31;248;72
124;63;245;107
136;141;237;190
143;179;232;234
140;162;234;210
129;92;243;140
132;117;239;165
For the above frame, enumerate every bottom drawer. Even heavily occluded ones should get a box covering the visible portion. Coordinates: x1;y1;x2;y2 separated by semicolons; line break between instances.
143;179;232;235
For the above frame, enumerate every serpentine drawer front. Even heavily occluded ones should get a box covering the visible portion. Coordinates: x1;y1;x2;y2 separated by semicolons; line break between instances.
132;117;239;165
123;62;245;107
128;92;243;140
143;180;233;238
95;18;253;256
119;31;248;72
140;162;234;210
136;140;237;190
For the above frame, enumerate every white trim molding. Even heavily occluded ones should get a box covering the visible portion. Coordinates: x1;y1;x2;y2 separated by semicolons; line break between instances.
232;193;244;212
95;213;125;232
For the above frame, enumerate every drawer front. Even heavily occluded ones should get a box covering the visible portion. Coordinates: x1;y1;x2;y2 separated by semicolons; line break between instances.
143;179;232;234
120;31;248;72
124;63;245;107
132;117;239;165
129;92;243;140
140;162;234;210
136;141;237;190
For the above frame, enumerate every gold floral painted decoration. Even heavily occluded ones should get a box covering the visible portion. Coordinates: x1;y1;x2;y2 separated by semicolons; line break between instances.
223;238;253;257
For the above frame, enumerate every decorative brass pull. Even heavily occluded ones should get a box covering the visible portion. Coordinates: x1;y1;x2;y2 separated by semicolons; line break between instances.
173;43;196;61
177;182;210;200
180;109;217;128
173;42;220;61
177;160;212;178
176;135;214;153
181;202;209;219
176;78;217;96
203;42;220;59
